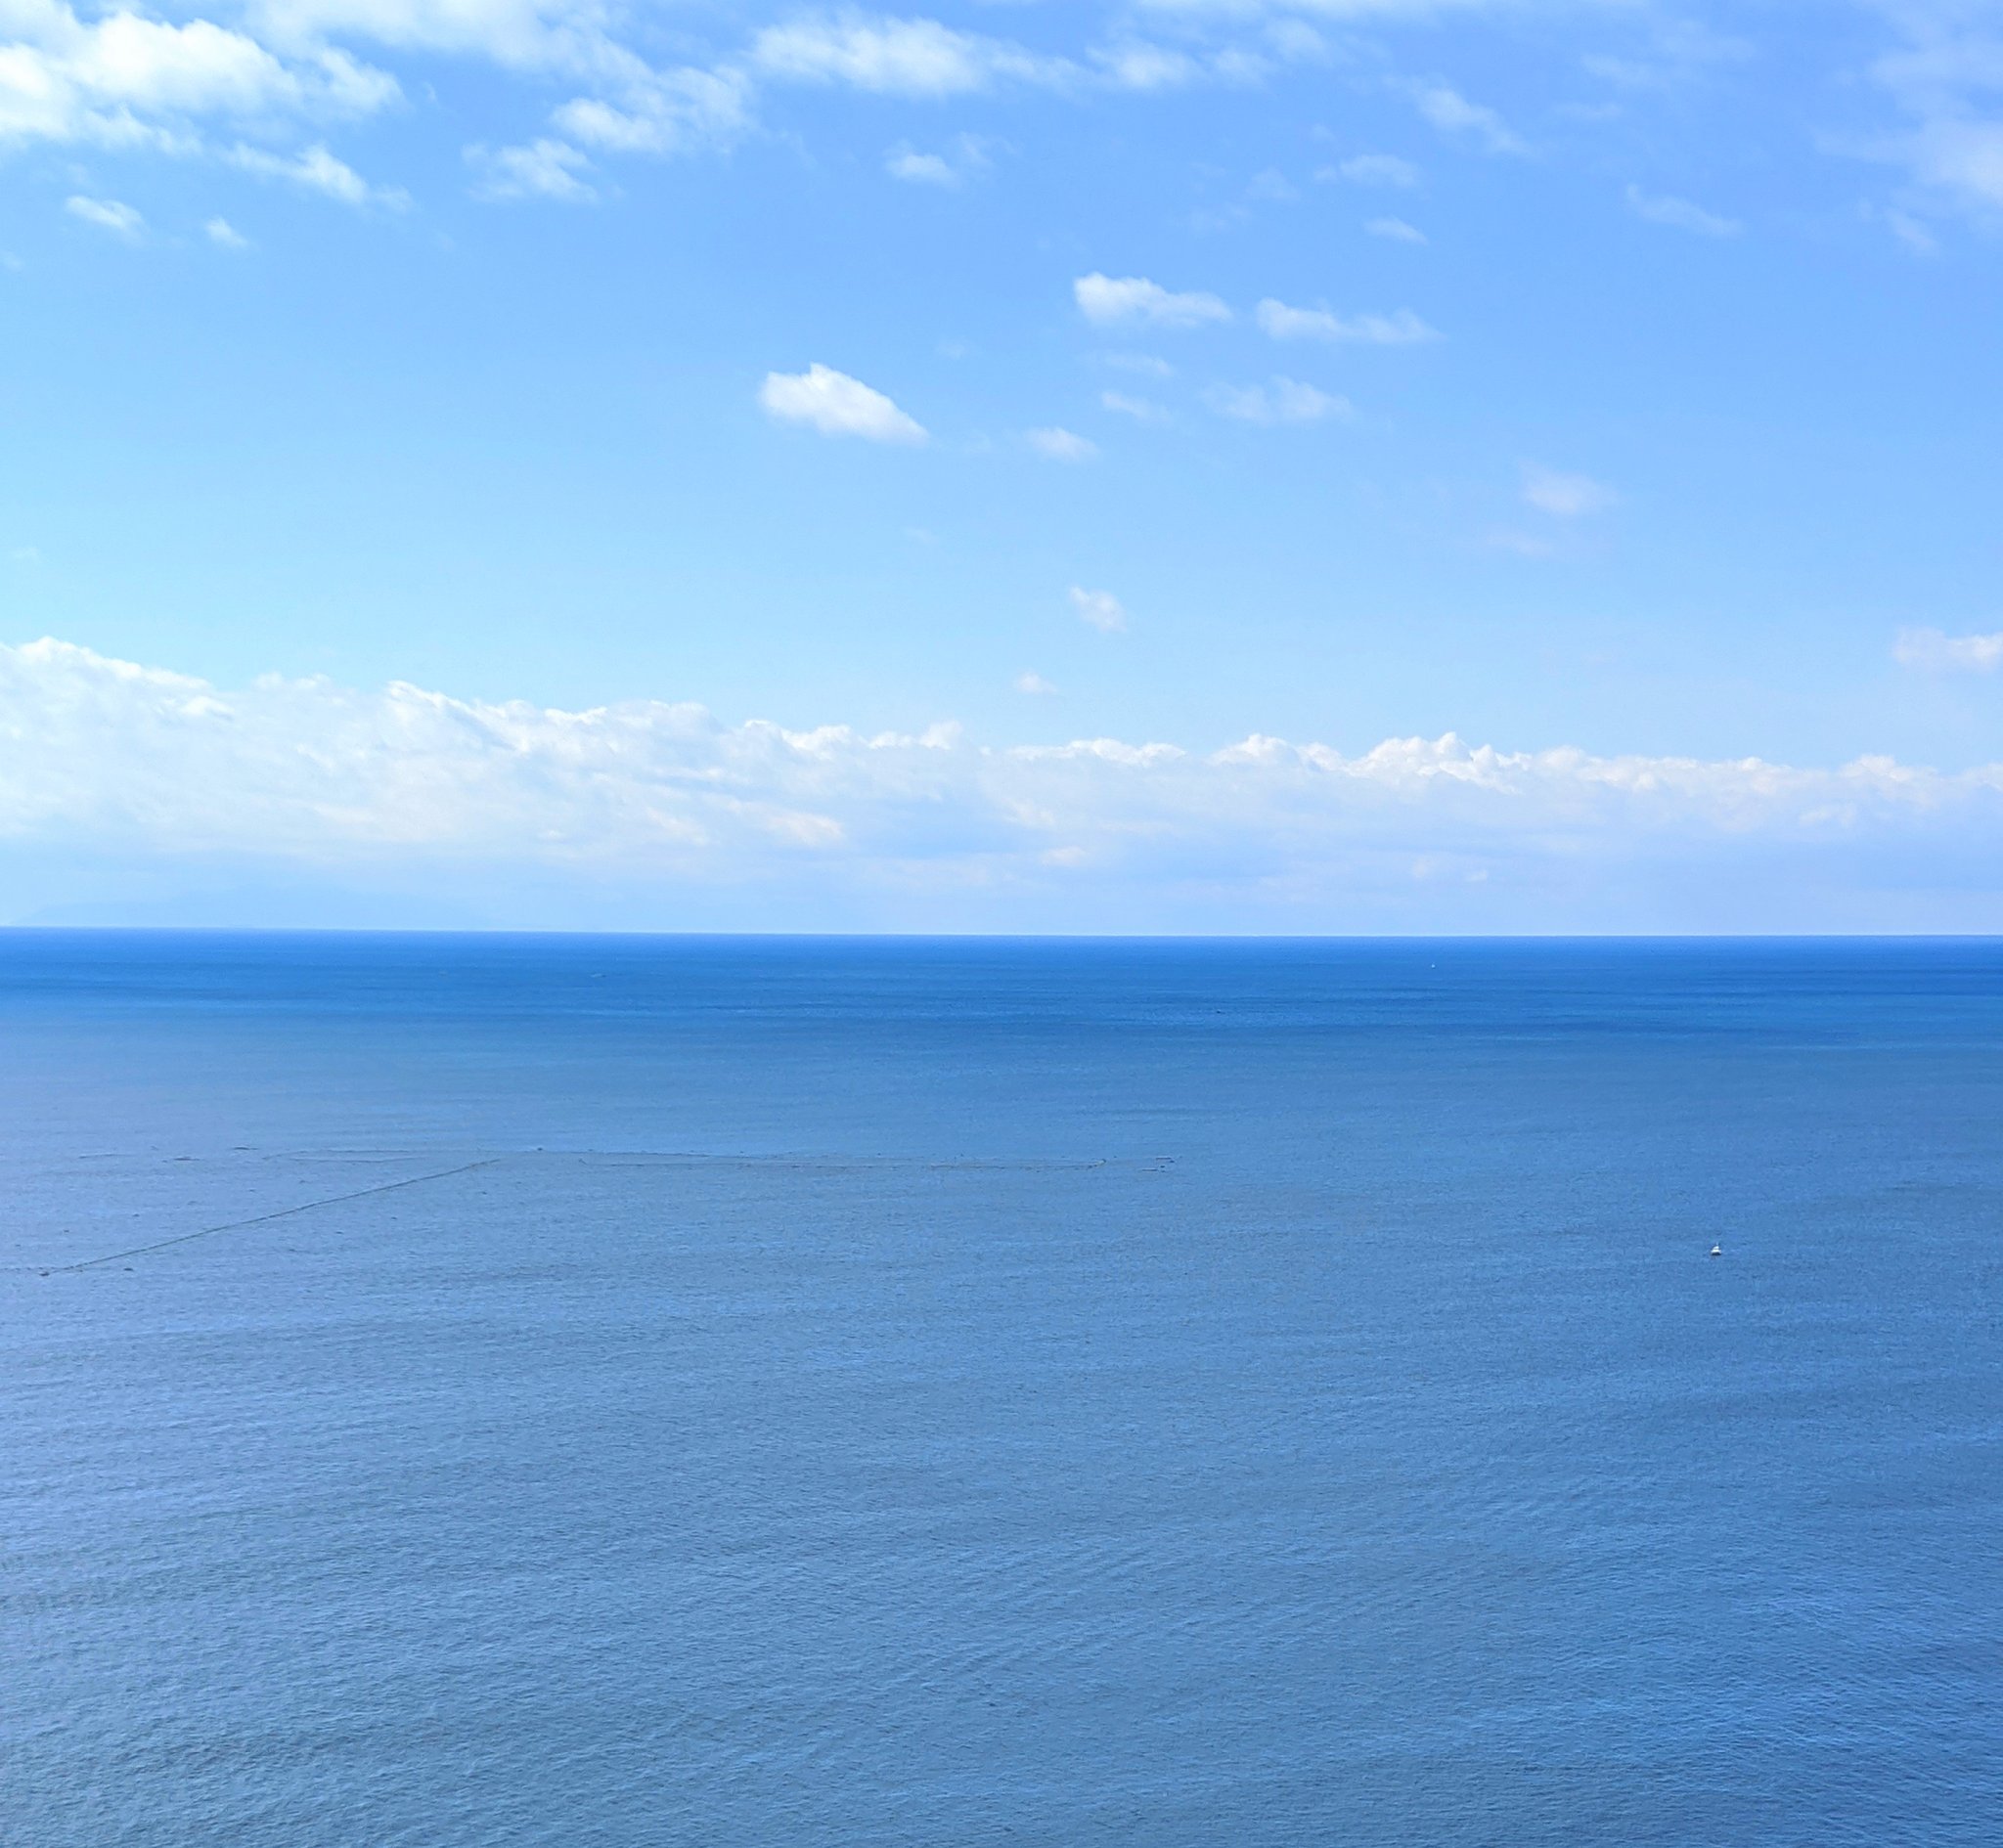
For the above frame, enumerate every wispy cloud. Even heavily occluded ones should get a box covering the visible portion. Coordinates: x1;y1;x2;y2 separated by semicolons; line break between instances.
1625;184;1741;237
1855;8;2003;221
1076;273;1231;329
1205;377;1352;425
470;137;596;202
1895;627;2003;673
229;142;409;208
1257;298;1439;344
1365;215;1428;243
752;14;1071;97
1070;587;1128;632
1101;390;1171;422
1027;426;1099;462
1402;81;1525;154
1521;464;1618;518
65;196;144;240
1321;153;1421;188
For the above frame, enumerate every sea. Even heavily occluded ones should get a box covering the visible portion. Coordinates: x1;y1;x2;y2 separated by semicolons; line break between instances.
4;933;1999;1847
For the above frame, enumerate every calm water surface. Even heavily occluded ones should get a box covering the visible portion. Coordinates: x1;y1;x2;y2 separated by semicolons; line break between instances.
4;934;2000;1845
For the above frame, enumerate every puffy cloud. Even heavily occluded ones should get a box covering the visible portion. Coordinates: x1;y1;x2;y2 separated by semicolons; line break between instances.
1014;671;1060;695
1894;627;2003;673
1070;587;1128;632
886;146;955;185
203;213;249;245
1026;425;1098;462
64;194;143;238
1521;464;1618;517
759;364;928;443
1256;298;1438;344
1625;184;1741;237
0;2;395;150
0;0;736;203
884;132;990;187
9;637;2003;931
1204;376;1351;424
1076;272;1230;329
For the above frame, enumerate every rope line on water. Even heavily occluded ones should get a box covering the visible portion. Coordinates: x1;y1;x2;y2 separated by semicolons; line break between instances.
42;1159;503;1276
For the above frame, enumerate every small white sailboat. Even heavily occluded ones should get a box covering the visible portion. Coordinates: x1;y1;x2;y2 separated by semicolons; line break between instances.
1709;1243;1722;1258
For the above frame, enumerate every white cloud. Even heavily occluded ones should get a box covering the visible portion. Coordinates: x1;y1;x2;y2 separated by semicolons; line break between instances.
745;12;1270;101
551;65;750;157
1521;464;1618;517
1895;627;2003;673
1015;671;1060;695
760;364;928;444
884;133;991;187
0;3;396;151
1256;298;1438;344
1403;81;1524;154
1100;389;1170;422
886;147;956;185
1070;587;1128;632
1205;376;1352;424
1856;9;2003;219
1075;272;1231;329
1365;214;1427;242
1322;152;1420;187
1886;115;2003;214
1486;528;1560;559
65;195;144;238
751;13;1070;97
470;136;595;200
1577;17;1751;94
1883;206;1938;254
10;637;2003;931
1103;352;1174;377
228;141;409;207
1027;426;1098;462
240;0;598;67
1094;39;1207;92
1625;184;1741;237
204;214;249;246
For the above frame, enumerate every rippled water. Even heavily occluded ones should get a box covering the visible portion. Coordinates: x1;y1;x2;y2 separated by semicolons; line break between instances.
5;934;2000;1845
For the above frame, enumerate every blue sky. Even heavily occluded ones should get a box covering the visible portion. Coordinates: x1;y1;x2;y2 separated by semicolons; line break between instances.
3;0;2003;930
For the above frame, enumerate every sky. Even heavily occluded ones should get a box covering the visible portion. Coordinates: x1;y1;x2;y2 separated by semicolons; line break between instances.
3;0;2003;931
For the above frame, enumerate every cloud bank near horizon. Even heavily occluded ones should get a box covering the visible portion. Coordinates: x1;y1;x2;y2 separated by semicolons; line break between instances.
5;638;2003;933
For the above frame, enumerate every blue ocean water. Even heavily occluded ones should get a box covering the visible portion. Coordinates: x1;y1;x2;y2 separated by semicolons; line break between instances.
3;933;1999;1847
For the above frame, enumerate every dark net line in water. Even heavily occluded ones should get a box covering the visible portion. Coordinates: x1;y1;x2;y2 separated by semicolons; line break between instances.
38;1159;504;1277
27;1149;1177;1276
